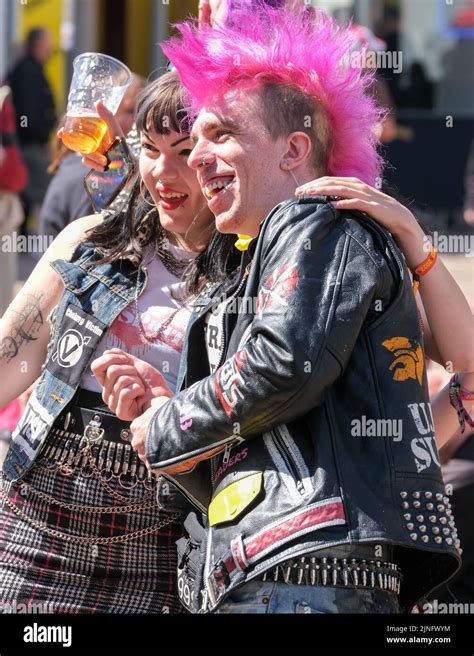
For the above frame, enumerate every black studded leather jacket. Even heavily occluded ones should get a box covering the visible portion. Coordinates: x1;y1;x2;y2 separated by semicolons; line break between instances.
147;197;461;612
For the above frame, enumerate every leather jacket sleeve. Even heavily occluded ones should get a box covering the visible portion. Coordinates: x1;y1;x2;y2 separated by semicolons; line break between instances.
146;201;394;470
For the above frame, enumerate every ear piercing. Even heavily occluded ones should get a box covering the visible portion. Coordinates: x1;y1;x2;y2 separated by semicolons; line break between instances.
289;169;300;187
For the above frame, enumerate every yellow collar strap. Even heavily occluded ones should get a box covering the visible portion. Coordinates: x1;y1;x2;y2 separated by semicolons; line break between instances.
234;234;254;251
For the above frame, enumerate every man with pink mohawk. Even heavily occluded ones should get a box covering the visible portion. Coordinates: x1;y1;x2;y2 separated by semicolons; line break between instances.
132;3;460;613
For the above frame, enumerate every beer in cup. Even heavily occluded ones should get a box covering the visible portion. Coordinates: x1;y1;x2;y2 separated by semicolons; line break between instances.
61;53;132;154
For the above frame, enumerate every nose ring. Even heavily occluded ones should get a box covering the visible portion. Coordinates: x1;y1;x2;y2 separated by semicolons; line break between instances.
201;157;209;167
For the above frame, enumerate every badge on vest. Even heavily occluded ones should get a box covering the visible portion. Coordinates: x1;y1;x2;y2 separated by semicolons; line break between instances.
10;390;54;459
208;472;263;526
46;304;106;386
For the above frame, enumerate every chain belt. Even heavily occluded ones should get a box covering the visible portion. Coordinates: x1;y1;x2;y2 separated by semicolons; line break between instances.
0;392;183;545
40;426;153;485
37;391;155;492
0;475;181;546
260;555;402;594
59;391;135;445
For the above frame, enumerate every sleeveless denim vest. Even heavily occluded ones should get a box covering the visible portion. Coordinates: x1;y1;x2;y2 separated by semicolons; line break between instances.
3;243;145;482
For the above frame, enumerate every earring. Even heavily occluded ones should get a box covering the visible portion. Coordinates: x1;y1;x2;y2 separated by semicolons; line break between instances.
289;169;300;187
139;179;157;207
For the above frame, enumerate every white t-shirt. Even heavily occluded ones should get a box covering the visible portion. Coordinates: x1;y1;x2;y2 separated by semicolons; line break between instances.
205;297;229;374
80;245;196;394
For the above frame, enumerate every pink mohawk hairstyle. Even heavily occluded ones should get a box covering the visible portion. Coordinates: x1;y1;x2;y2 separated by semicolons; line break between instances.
162;4;385;185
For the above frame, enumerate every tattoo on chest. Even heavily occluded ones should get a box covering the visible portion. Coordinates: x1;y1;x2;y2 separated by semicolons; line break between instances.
0;294;44;363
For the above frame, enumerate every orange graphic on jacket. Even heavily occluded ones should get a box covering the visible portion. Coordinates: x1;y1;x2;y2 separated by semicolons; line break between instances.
382;337;424;386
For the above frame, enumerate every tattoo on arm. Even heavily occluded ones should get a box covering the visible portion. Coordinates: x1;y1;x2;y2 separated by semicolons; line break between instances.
0;294;44;363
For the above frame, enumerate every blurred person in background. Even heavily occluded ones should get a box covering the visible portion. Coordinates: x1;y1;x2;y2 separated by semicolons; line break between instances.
453;0;474;28
399;62;434;111
464;139;474;226
348;24;398;145
38;114;94;238
0;84;27;316
39;74;146;240
7;27;56;235
376;7;401;107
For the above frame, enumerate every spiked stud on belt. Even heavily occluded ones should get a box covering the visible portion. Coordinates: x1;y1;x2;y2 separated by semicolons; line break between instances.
260;556;402;593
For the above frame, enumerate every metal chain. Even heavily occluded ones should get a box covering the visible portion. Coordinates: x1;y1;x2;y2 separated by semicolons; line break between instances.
40;454;153;493
0;483;181;546
29;431;155;505
80;434;155;503
16;482;157;515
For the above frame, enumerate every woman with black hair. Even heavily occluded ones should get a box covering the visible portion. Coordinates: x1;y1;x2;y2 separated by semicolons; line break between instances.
0;71;232;614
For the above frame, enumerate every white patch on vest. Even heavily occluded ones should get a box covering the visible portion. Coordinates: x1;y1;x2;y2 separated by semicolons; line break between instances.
410;436;440;473
407;402;439;473
52;329;91;368
11;391;54;458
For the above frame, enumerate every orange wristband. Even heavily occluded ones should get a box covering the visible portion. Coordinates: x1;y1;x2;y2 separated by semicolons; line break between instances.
412;245;437;294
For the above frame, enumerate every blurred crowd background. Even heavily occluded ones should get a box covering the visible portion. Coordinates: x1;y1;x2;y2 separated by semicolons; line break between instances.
0;0;473;608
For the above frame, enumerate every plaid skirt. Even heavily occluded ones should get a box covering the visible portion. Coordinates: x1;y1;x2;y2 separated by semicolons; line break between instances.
0;424;187;614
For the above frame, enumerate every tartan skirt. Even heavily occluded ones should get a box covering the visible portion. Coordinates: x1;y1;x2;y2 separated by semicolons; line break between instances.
0;421;187;614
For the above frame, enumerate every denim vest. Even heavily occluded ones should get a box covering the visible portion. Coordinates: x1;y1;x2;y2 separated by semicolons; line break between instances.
3;243;145;482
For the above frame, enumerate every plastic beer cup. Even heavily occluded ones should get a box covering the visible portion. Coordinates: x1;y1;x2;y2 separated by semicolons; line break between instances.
61;53;132;154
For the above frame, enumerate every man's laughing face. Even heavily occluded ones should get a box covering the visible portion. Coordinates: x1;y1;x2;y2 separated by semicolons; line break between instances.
188;87;291;237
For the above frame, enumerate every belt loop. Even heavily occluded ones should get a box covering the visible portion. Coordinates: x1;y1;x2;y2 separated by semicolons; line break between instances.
230;535;249;572
213;559;231;589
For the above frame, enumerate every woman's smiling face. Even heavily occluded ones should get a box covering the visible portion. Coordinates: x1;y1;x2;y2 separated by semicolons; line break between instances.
139;127;215;249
